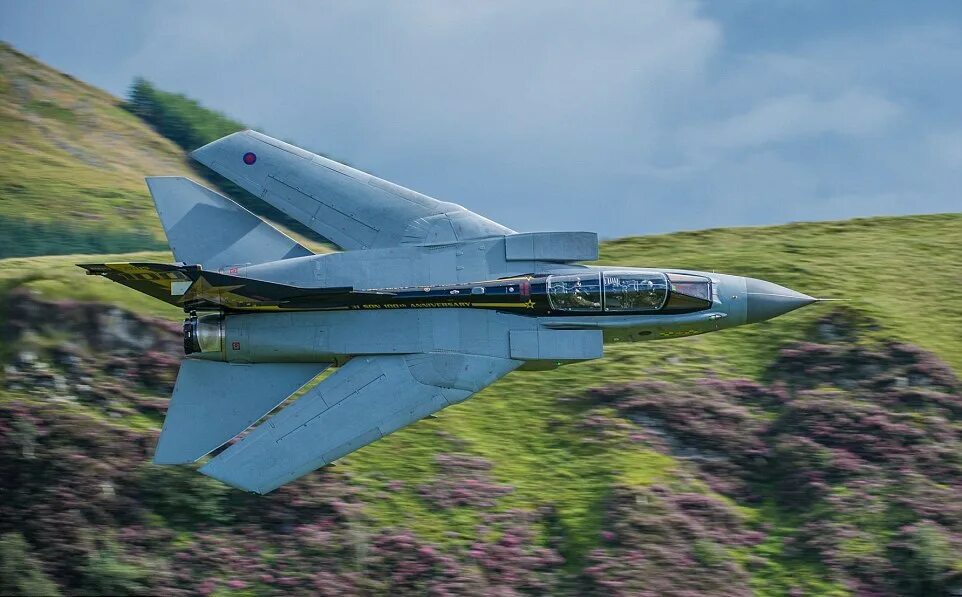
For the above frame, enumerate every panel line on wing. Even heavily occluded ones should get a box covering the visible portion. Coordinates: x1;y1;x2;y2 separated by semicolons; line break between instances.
278;373;387;442
268;174;378;232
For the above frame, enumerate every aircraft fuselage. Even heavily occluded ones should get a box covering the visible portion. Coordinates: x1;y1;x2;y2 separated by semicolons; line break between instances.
182;265;814;365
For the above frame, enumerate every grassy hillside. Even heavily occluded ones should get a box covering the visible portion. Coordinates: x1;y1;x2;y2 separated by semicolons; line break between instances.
1;213;960;595
0;43;198;257
600;213;962;375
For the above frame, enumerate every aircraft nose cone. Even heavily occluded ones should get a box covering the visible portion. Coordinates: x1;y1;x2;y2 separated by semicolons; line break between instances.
745;278;816;324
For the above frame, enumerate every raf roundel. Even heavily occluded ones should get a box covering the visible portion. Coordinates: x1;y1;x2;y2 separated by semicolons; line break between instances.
242;152;257;165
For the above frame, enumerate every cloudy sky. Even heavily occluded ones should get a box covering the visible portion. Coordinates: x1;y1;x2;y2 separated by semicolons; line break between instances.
2;1;960;238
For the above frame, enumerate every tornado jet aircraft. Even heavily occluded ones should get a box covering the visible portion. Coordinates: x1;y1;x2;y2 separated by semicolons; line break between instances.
80;130;817;494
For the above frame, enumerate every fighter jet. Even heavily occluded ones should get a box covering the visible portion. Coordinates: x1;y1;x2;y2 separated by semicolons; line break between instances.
80;130;817;494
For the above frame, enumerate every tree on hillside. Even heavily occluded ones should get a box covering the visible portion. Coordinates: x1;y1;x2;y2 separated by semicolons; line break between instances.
126;78;245;152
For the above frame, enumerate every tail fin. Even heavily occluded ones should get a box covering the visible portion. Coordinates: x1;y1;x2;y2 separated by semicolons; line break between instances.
154;360;328;464
146;176;312;271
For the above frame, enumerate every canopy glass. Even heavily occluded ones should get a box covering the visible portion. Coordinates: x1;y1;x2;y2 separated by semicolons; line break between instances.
547;271;673;312
547;273;602;311
603;271;669;312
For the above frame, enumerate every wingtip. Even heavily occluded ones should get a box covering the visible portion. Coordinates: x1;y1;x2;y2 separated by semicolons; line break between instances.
199;461;272;494
189;129;255;164
187;145;209;163
76;263;106;274
145;175;189;184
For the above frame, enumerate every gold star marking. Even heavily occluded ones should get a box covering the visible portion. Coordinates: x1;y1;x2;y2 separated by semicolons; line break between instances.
181;276;245;307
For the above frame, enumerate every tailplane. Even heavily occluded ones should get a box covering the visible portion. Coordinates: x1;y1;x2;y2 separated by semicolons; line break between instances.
154;360;328;464
77;262;385;312
146;176;312;271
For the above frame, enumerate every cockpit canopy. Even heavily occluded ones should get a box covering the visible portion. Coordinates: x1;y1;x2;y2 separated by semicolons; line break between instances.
603;272;668;311
546;271;712;313
548;271;668;312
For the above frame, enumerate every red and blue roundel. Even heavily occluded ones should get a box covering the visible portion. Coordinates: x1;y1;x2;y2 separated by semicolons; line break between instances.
242;152;257;165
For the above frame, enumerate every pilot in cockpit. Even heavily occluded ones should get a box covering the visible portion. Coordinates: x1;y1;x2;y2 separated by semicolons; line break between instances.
572;280;599;308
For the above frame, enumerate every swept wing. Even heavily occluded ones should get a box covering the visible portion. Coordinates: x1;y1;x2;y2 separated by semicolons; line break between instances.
201;353;520;493
191;130;513;250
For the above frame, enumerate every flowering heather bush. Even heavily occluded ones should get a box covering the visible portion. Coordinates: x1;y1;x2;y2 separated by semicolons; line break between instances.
6;395;569;594
360;529;481;594
0;401;154;593
3;289;181;354
573;408;636;446
582;378;777;499
0;398;564;595
2;293;184;426
465;510;564;592
3;295;961;595
417;453;514;509
583;485;754;596
579;331;962;595
769;340;959;395
763;341;962;594
362;512;562;595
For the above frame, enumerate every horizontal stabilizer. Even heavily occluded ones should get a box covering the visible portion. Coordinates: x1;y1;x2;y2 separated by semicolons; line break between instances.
154;360;328;464
77;262;386;312
147;176;312;271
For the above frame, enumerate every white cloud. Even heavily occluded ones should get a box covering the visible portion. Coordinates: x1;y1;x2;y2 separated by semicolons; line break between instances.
126;1;721;161
679;90;901;153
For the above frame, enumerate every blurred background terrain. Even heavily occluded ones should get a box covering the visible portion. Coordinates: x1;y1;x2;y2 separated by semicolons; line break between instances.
1;41;961;596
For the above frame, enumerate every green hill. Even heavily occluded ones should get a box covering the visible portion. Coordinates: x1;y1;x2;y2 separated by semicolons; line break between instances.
0;43;198;257
1;43;960;597
1;213;960;596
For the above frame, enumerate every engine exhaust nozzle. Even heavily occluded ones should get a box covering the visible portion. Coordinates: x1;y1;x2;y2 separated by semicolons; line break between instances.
183;313;225;355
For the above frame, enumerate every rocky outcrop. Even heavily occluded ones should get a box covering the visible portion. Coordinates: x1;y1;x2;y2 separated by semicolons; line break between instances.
1;289;181;411
2;288;181;353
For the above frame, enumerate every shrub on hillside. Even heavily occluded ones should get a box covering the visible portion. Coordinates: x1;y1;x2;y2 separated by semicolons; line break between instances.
578;332;962;595
417;453;514;509
583;485;755;596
